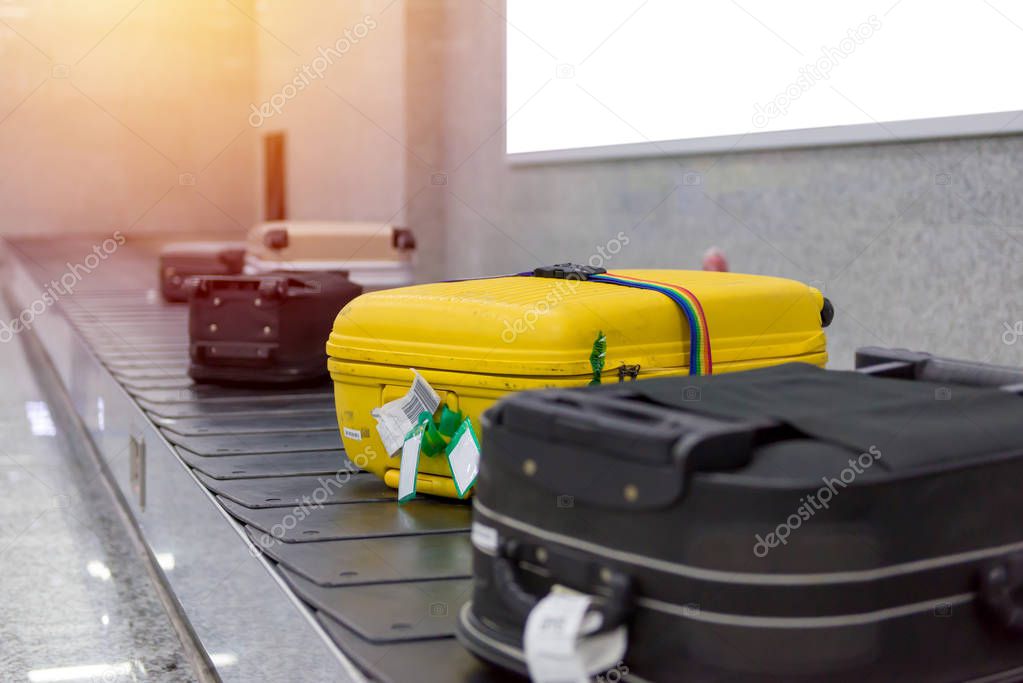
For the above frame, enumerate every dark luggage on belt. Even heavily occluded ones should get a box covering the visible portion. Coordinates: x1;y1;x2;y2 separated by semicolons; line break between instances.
188;271;361;386
159;242;246;302
458;347;1023;682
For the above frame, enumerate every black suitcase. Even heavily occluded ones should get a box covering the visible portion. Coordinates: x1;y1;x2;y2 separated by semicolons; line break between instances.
188;271;361;385
458;347;1023;682
159;242;245;302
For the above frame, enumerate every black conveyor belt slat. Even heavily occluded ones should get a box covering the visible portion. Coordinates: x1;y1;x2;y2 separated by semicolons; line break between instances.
247;527;472;586
177;448;351;479
165;429;343;455
132;385;332;404
280;567;471;642
221;497;471;542
155;411;340;436
316;613;511;683
139;395;335;419
122;376;196;391
110;365;191;380
197;472;393;507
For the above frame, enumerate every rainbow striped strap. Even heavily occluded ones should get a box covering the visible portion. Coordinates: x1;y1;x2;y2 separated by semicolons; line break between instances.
587;272;712;376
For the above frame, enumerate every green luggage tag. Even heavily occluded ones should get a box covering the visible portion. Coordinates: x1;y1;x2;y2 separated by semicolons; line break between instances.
445;417;481;498
437;405;464;438
420;417;447;457
397;412;432;503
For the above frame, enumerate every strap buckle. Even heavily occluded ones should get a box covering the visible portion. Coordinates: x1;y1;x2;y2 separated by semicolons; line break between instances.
533;263;607;280
617;364;641;382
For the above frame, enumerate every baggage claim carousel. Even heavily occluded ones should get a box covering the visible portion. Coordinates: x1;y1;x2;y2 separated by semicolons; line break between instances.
3;238;512;682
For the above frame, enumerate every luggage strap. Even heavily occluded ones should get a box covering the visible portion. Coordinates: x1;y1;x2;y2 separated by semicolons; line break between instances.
625;362;1023;471
530;264;712;376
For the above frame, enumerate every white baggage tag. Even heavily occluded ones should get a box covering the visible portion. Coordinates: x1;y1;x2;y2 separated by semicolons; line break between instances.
445;418;480;498
372;409;406;455
524;589;628;683
397;428;424;503
373;369;441;454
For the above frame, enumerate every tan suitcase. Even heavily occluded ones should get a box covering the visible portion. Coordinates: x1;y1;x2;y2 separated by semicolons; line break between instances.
245;221;415;290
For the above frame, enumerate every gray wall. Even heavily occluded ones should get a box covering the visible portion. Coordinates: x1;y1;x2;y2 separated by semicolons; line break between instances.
429;0;1023;368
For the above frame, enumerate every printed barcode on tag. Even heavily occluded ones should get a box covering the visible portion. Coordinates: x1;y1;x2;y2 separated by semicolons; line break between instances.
401;396;422;423
373;370;442;455
414;372;439;412
401;371;440;422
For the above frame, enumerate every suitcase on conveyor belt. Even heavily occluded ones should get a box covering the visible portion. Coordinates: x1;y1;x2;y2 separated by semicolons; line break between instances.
328;264;834;500
159;241;245;302
189;271;361;385
457;347;1023;682
245;220;416;291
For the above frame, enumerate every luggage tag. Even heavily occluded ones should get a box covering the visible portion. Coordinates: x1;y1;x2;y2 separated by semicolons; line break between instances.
420;418;447;457
444;418;480;498
373;369;441;455
437;405;463;437
524;587;628;683
397;413;432;504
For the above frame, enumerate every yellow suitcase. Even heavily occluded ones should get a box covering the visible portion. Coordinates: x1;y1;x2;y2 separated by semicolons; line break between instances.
327;266;832;499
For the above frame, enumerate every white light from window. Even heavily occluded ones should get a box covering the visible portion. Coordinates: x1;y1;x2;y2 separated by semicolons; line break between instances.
507;0;1023;154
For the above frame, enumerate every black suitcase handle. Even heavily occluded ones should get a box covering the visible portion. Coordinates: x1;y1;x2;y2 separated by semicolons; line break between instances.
500;390;759;467
485;391;765;509
491;538;633;635
855;346;1023;393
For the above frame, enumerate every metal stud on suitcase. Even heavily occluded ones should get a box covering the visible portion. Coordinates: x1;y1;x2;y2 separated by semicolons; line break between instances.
459;347;1023;682
188;271;361;386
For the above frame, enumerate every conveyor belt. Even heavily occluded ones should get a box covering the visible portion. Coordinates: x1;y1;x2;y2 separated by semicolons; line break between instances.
6;238;507;682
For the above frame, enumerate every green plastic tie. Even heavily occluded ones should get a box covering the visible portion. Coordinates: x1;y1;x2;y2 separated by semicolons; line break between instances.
437;405;464;438
589;331;606;385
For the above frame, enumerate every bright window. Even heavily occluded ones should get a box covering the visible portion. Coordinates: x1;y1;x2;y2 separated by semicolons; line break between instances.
506;0;1023;160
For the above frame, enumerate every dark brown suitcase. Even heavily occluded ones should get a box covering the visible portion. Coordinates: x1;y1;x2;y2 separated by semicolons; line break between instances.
188;271;361;386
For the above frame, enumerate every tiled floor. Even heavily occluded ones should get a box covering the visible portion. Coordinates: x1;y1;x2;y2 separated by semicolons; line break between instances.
0;296;193;681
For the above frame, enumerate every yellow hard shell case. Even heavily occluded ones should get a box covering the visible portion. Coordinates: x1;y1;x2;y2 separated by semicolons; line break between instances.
327;270;829;499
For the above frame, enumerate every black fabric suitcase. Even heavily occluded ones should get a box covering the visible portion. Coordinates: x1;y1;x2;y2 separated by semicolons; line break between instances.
458;347;1023;682
159;242;246;302
188;271;361;386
